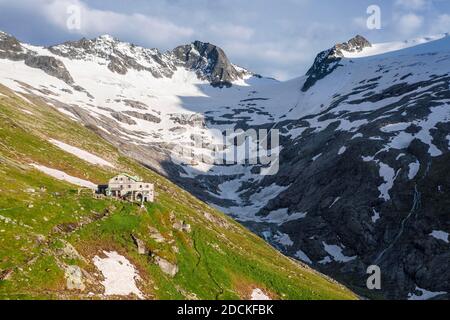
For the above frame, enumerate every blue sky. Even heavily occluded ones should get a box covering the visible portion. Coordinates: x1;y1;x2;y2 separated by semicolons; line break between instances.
0;0;449;80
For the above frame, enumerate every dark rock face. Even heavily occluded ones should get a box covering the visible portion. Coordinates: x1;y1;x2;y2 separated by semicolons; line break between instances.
107;56;128;75
240;74;450;300
110;112;137;125
144;37;448;300
0;32;28;61
24;55;74;85
303;35;372;91
123;111;162;123
169;113;205;128
172;41;247;87
335;35;372;56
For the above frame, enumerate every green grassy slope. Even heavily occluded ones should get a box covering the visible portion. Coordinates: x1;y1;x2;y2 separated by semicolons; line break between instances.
0;85;357;300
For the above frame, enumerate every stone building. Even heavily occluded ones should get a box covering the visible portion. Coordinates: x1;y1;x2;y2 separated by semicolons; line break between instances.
102;174;154;203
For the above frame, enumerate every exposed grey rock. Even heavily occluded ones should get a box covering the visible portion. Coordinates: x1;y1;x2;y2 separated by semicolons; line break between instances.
110;112;137;125
48;35;177;78
170;113;205;128
121;99;149;110
123;111;162;123
64;265;85;291
172;40;249;87
173;220;191;233
335;35;372;56
149;227;166;243
0;31;28;61
25;55;74;85
153;256;178;277
108;56;128;75
0;32;75;86
131;235;148;255
2;32;253;87
56;240;88;263
169;127;187;134
303;35;371;91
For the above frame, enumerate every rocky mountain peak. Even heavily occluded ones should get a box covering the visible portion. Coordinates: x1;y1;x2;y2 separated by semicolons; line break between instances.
48;35;176;78
0;32;28;60
333;35;372;57
47;36;249;86
0;30;252;87
171;40;248;87
303;35;372;91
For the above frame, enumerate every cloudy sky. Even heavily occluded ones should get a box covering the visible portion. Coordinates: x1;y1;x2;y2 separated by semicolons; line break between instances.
0;0;449;80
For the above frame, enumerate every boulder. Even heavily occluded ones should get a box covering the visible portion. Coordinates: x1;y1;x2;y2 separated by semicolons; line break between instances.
173;220;191;233
131;235;148;255
64;265;85;291
154;256;178;277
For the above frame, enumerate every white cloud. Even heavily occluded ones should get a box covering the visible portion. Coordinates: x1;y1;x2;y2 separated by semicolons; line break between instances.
0;0;441;80
352;17;368;29
395;0;428;10
209;24;254;41
430;14;450;34
396;13;424;35
2;0;194;47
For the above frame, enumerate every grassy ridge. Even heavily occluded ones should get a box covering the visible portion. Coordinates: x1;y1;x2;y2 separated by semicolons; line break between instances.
0;85;357;300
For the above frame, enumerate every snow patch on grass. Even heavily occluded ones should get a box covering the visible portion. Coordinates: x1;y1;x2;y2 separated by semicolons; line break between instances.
30;164;97;189
251;288;271;300
93;251;144;299
49;139;114;168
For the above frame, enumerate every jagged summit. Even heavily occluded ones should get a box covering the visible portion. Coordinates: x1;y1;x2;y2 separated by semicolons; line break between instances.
333;35;372;58
47;35;250;85
302;35;372;91
172;40;249;87
47;35;176;78
0;31;255;86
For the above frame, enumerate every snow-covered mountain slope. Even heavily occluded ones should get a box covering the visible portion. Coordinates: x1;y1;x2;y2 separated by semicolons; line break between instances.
0;31;449;300
342;34;448;58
